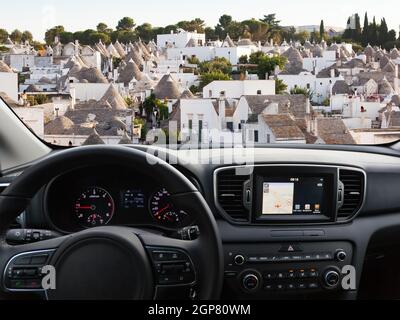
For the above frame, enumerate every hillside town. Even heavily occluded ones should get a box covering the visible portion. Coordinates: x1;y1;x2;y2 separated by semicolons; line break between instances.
1;14;400;146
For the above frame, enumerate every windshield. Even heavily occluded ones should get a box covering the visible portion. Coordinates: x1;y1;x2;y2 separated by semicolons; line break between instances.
1;2;400;147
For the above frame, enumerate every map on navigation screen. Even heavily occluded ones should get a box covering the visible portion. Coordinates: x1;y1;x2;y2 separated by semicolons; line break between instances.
262;182;294;215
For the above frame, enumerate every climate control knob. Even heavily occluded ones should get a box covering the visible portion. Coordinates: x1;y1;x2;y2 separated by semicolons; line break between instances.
323;269;340;288
335;250;347;262
242;273;260;291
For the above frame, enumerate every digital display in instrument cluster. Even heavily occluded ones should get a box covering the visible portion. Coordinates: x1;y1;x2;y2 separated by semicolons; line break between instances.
120;189;145;209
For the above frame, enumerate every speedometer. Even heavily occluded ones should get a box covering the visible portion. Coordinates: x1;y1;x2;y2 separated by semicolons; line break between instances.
149;188;187;227
74;187;115;228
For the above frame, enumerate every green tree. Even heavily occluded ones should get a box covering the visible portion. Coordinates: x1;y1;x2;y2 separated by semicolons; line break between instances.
239;55;249;64
136;23;154;42
199;71;231;90
257;55;287;79
293;31;309;44
354;14;362;42
111;30;137;43
241;19;269;41
215;14;233;39
248;52;287;79
117;17;135;31
176;19;205;33
21;31;33;43
199;57;232;75
10;29;22;43
31;41;45;51
45;26;65;45
204;27;217;40
378;18;388;45
319;20;325;41
97;23;108;33
59;31;74;44
0;29;9;43
361;12;369;46
369;16;378;46
275;79;287;94
260;13;282;41
90;32;110;45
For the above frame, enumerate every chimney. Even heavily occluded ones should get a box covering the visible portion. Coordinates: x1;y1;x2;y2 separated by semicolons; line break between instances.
330;68;335;78
70;85;76;110
219;92;226;128
306;98;311;115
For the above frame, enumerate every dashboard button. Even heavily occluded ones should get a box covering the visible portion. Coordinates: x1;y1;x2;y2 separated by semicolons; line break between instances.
264;272;277;280
297;283;307;290
280;244;302;252
158;275;177;285
14;256;32;265
248;256;259;263
234;255;245;266
276;284;285;291
30;255;48;265
264;283;275;291
287;283;296;290
309;282;319;289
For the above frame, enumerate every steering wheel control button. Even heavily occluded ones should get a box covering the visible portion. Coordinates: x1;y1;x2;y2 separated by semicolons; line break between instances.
4;250;55;291
323;269;341;288
234;255;245;265
147;247;196;286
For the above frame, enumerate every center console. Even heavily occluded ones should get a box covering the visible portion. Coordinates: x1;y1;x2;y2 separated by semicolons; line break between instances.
223;241;353;298
214;164;366;299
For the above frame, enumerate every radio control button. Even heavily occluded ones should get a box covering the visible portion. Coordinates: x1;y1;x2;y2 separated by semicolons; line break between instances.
234;255;245;266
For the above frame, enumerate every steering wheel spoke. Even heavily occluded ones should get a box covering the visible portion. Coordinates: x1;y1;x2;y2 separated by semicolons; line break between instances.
1;236;68;293
0;146;223;300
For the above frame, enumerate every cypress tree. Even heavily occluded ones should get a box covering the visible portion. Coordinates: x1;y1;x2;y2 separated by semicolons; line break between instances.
355;14;362;42
319;20;325;41
361;12;369;46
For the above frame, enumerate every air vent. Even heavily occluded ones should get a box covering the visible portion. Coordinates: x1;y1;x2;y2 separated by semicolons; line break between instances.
0;183;24;229
216;169;250;222
338;169;365;220
0;183;9;195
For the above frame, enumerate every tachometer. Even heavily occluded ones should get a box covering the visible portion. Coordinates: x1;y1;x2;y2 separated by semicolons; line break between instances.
74;187;114;228
149;188;187;227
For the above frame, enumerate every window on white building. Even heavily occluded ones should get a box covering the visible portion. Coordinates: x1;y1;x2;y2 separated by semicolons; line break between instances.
254;130;259;143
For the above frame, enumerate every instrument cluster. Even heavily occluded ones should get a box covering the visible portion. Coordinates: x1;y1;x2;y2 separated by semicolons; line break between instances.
44;166;194;232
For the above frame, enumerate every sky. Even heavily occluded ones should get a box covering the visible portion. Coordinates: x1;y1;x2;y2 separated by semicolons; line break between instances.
1;0;400;41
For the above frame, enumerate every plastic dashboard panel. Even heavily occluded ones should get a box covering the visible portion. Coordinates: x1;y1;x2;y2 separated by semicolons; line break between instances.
3;146;400;299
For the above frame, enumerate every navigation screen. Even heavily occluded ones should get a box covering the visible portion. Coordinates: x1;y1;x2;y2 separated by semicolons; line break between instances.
261;177;325;215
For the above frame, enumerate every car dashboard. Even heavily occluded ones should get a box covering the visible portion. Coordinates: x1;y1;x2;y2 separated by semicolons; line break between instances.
44;165;196;233
2;145;400;300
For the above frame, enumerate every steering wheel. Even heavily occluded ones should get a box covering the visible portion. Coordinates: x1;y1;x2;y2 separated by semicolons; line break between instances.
0;146;223;300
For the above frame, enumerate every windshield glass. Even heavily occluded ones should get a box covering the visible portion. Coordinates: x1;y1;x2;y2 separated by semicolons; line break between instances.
1;2;400;147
